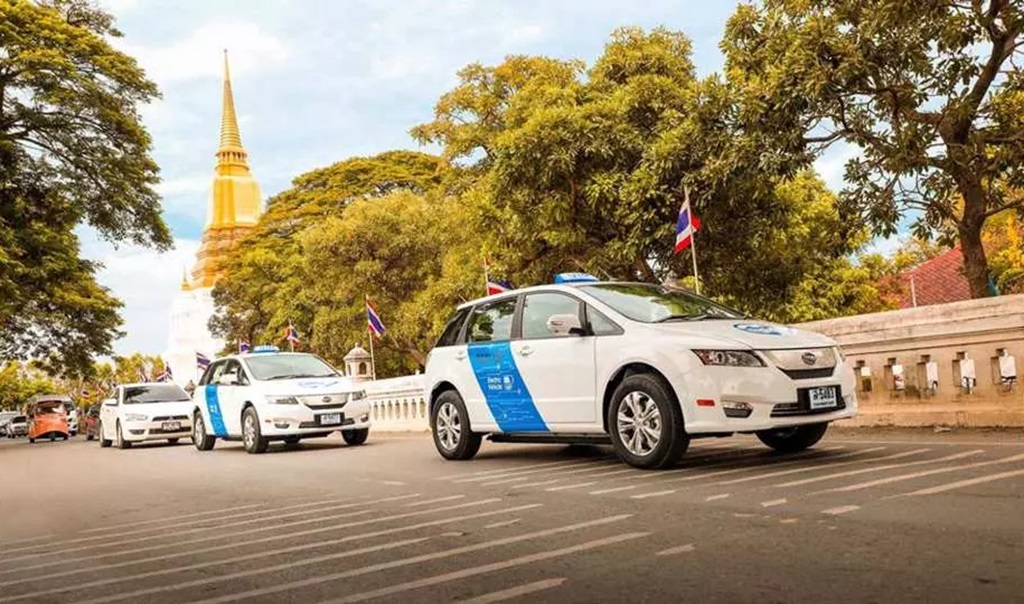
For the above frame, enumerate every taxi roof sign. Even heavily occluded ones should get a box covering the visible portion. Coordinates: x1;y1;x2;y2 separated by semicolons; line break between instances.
251;345;280;354
554;272;599;284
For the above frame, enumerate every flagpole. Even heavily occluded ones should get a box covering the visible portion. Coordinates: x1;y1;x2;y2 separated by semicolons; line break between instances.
368;335;377;381
685;186;701;295
483;257;490;296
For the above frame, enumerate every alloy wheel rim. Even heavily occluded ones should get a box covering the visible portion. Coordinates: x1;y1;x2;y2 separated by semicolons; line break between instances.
616;391;662;457
436;402;461;451
243;415;255;448
194;416;204;441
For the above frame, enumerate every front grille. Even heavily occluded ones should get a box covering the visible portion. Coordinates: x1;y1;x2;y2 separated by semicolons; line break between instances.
299;417;354;429
149;426;189;434
304;403;347;410
771;389;846;417
780;367;836;380
152;415;189;422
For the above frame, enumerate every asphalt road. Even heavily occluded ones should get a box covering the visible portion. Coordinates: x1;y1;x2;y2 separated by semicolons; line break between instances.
0;428;1022;603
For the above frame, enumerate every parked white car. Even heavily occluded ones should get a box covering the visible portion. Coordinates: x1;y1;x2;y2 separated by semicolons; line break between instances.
425;276;858;469
191;348;371;454
4;415;28;439
98;383;194;449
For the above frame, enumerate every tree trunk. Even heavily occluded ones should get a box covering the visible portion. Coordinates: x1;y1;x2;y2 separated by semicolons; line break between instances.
958;184;993;298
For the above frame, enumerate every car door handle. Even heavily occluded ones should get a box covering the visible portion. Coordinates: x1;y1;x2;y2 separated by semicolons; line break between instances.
518;346;534;356
455;351;467;361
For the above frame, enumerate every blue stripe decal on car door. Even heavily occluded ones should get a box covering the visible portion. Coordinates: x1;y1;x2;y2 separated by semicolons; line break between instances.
467;341;548;432
204;385;228;436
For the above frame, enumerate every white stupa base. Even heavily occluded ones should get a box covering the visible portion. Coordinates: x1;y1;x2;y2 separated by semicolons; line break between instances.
164;286;223;387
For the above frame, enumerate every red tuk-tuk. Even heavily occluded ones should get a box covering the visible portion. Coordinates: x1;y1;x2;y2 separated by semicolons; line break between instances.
24;395;71;443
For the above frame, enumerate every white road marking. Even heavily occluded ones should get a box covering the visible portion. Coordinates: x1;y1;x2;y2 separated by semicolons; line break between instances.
761;499;787;508
453;458;612;484
317;533;647;604
509;479;562;490
476;460;621;486
892;468;1024;497
713;447;890;485
779;519;798;524
0;496;499;578
656;543;696;556
776;449;982;488
437;459;583;481
827;438;1022;448
821;505;860;516
483;519;521;529
76;502;264;534
10;503;542;595
577;467;640;479
481;476;531;486
589;485;638;495
404;495;465;507
658;448;848;485
461;578;567;603
822;453;1024;493
182;515;637;604
545;482;597;492
631;489;676;499
704;494;730;502
1;498;359;556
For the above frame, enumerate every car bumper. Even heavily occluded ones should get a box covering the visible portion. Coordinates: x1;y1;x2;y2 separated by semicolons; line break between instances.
675;365;859;434
122;420;193;442
259;400;372;436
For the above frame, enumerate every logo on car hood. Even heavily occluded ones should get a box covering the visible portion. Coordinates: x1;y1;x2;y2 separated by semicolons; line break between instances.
801;351;818;366
733;323;791;336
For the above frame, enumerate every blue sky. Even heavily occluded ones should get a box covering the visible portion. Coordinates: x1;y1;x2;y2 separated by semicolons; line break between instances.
84;0;883;355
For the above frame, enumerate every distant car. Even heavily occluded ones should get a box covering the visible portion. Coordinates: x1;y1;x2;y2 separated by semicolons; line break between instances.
98;383;193;449
84;404;102;441
0;411;16;435
192;347;370;454
5;415;28;439
65;403;79;436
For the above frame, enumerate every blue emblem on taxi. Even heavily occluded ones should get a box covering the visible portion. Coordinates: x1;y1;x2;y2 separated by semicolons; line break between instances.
554;272;599;284
733;323;789;336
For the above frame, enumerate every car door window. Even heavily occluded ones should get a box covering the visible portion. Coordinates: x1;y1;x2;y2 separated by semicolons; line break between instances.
522;293;581;339
436;308;470;347
468;298;517;343
234;362;251;386
224;360;243;384
203;361;228;385
586;304;623;336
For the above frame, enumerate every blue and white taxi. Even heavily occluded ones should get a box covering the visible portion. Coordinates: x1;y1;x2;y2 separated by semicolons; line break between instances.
191;347;371;454
425;275;857;469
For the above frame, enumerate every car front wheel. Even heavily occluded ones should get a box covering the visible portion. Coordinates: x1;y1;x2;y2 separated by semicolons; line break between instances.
99;422;112;448
193;412;216;451
115;422;131;449
756;423;828;453
242;407;269;454
342;428;369;446
608;373;688;470
431;390;481;461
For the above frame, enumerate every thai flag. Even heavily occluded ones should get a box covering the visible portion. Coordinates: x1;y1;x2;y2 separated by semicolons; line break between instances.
239;340;251;354
366;297;386;339
674;196;701;253
196;352;211;370
155;365;173;382
486;279;513;296
283;324;300;345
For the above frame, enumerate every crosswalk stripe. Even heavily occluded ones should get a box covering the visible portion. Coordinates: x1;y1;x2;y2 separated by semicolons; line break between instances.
631;490;676;500
656;543;696;555
822;453;1024;493
713;447;890;485
453;458;613;484
775;449;982;488
892;468;1024;497
545;482;597;492
589;485;638;495
657;448;847;485
509;479;561;490
462;578;567;603
821;505;860;516
761;499;787;507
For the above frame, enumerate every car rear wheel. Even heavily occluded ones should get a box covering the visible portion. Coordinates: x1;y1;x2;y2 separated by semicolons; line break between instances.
115;422;131;449
99;422;112;448
756;423;828;453
342;428;369;446
431;390;481;461
242;407;269;454
167;438;180;445
608;373;688;470
86;432;94;441
193;413;216;451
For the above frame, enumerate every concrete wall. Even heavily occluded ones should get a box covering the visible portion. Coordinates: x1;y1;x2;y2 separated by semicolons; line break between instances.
798;295;1024;428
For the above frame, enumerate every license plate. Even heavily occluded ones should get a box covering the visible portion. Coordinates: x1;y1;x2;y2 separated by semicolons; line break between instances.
808;387;838;410
320;413;342;426
162;421;181;431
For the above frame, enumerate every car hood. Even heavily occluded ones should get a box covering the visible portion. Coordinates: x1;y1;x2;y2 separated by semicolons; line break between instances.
257;376;358;396
647;319;836;350
122;401;194;416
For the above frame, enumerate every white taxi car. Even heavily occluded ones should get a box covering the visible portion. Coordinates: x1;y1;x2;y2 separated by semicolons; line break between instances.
98;383;194;449
191;347;371;454
425;275;857;469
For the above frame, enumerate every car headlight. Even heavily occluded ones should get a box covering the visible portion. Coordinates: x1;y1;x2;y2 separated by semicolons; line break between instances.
834;346;846;362
266;396;300;405
124;413;149;422
692;350;765;367
349;390;366;401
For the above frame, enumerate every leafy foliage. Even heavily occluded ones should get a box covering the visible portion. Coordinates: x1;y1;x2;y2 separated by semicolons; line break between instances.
0;362;59;411
0;0;168;371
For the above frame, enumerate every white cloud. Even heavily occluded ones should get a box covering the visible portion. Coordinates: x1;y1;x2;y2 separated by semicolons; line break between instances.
99;0;140;14
156;174;209;197
814;143;861;192
80;231;200;356
123;21;291;84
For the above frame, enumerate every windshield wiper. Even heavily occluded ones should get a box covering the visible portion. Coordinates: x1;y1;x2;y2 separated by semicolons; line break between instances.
269;373;338;380
654;314;695;323
655;313;731;323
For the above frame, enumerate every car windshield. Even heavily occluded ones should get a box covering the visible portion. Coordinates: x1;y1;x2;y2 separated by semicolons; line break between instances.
123;384;190;404
244;354;340;381
581;283;745;323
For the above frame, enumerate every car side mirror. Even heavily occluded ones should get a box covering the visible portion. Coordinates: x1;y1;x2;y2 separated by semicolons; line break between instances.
546;314;586;336
217;373;239;386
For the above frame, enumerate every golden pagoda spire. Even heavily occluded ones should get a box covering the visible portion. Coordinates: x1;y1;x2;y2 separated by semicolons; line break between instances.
219;50;243;151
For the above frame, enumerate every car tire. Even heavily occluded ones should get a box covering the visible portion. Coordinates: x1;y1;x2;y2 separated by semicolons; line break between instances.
167;438;180;445
756;422;828;453
50;433;56;442
62;434;68;441
342;428;369;446
115;422;131;449
193;412;216;451
99;422;112;448
86;433;94;441
283;436;301;446
242;407;269;454
29;437;35;444
607;373;688;470
430;390;481;461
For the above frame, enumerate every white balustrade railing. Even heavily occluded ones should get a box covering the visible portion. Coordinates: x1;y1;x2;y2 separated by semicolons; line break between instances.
364;374;429;432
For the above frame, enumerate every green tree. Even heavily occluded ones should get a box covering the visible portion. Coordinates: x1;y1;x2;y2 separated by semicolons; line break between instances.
0;0;168;371
0;361;59;411
721;0;1024;298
